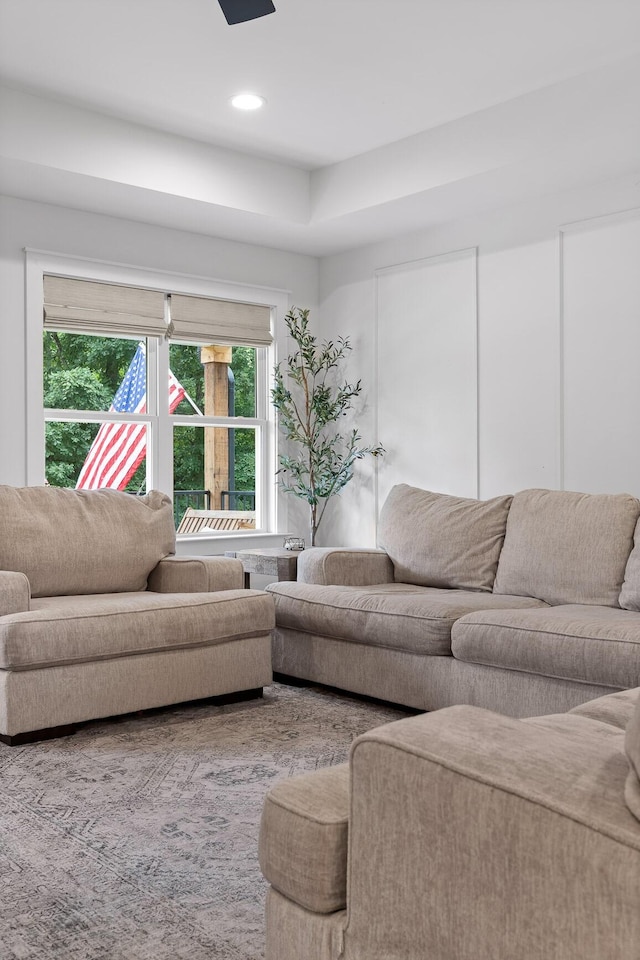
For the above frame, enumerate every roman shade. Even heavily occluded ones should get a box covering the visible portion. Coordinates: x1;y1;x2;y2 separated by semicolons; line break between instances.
43;276;168;338
169;294;272;346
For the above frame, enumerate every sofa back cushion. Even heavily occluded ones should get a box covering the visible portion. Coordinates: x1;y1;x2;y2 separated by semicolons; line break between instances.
377;484;513;592
625;692;640;823
493;488;640;607
619;518;640;612
0;485;175;597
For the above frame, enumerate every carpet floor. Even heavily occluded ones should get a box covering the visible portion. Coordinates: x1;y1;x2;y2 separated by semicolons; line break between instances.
0;682;409;960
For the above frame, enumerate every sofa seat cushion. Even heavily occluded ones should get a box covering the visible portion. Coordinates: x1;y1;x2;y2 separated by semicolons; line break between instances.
0;589;274;670
259;763;349;914
451;605;640;689
493;488;640;607
267;582;547;657
377;484;513;592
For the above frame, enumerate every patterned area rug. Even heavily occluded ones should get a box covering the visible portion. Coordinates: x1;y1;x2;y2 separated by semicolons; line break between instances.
0;682;409;960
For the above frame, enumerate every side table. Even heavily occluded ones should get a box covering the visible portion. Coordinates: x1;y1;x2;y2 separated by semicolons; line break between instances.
225;547;303;588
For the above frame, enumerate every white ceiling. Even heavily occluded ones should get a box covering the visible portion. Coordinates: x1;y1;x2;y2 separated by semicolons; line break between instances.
1;0;640;254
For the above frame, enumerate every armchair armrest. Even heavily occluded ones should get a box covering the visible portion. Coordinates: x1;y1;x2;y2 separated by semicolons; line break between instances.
345;707;640;960
297;548;393;586
0;571;30;617
147;555;244;593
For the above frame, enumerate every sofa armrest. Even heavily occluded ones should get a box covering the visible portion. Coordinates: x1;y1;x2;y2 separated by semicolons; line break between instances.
297;548;394;586
147;555;244;593
0;571;30;617
345;706;640;960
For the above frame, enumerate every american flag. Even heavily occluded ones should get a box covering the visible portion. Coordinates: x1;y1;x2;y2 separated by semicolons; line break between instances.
76;342;185;490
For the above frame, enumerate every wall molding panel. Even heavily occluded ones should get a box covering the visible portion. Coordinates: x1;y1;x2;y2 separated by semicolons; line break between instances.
560;207;640;496
374;248;478;517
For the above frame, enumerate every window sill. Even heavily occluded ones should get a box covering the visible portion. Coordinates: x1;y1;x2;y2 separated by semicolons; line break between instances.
175;530;292;556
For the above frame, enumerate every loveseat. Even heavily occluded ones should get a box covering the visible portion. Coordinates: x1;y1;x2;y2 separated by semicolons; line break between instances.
267;484;640;717
0;485;274;744
259;686;640;960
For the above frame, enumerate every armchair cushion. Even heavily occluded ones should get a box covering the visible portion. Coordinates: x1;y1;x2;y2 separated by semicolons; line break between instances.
0;571;30;617
0;589;273;669
0;485;175;597
377;484;513;592
259;764;349;915
147;555;244;593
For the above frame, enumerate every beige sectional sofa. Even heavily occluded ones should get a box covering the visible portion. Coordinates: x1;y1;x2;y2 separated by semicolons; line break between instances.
0;485;274;744
259;686;640;960
267;484;640;717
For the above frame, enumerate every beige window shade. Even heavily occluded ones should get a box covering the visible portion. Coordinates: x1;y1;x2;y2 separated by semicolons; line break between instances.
169;294;272;347
43;276;168;338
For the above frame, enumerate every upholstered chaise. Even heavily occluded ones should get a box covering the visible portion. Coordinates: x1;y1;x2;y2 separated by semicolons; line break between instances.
0;485;274;744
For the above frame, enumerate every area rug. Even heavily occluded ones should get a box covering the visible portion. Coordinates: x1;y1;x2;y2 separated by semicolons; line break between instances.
0;682;409;960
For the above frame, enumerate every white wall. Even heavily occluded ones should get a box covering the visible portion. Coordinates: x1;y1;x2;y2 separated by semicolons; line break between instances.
317;173;640;547
0;195;319;546
376;248;478;505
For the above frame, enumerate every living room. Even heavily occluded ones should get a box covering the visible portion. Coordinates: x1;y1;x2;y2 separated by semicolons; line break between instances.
1;2;640;958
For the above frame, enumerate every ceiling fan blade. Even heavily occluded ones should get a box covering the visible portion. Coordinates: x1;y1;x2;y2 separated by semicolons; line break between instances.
218;0;276;24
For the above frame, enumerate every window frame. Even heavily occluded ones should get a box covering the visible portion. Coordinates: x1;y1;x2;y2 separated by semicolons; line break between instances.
26;249;288;536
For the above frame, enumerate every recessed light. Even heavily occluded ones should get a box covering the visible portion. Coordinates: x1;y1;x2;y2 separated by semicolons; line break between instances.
230;93;266;111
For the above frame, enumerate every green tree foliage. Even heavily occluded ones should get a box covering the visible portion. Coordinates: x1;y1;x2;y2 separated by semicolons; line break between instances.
271;307;383;545
44;368;111;488
43;333;256;498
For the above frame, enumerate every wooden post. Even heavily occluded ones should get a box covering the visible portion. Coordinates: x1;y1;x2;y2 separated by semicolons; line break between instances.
201;345;233;509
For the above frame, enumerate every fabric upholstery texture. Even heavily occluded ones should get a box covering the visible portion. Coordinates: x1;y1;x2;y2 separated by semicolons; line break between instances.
451;604;640;689
265;889;345;960
626;696;640;822
568;687;640;729
0;571;30;617
261;691;640;960
296;548;393;586
620;517;640;611
267;581;545;657
341;698;640;960
272;628;615;717
0;636;272;736
493;487;640;606
0;485;176;597
377;484;513;592
259;764;349;914
147;555;244;593
0;589;273;670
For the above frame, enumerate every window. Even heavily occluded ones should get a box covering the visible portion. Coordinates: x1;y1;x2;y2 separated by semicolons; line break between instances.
31;260;282;535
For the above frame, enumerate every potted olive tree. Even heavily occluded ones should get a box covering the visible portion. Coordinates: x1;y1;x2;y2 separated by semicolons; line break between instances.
271;307;383;546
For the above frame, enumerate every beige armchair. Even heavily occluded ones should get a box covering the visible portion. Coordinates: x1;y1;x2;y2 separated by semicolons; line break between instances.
0;485;273;744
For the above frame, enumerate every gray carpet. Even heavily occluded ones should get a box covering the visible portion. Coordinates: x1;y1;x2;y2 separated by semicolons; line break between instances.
0;682;409;960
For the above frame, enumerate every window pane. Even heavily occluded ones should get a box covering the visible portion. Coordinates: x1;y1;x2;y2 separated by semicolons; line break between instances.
174;424;256;531
169;343;256;417
43;331;141;412
45;420;147;492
